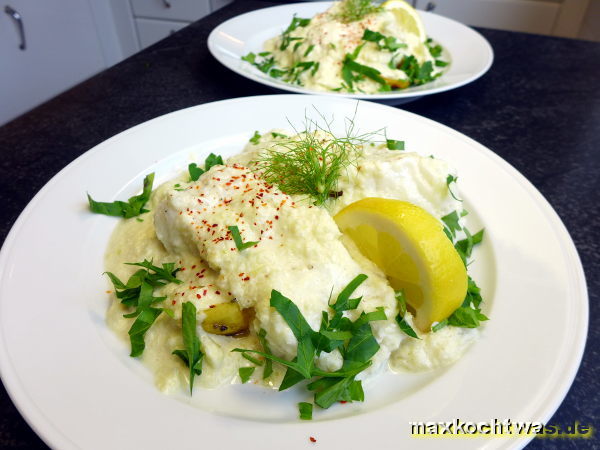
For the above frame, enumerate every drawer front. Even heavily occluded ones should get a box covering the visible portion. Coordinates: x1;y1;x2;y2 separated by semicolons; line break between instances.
210;0;234;12
130;0;210;22
421;0;560;35
136;18;190;49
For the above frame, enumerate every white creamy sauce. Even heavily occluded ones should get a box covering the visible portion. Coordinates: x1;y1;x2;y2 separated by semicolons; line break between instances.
105;130;478;394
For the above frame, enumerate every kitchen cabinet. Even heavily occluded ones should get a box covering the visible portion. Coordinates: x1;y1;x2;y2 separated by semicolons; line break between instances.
415;0;589;37
129;0;233;49
0;0;124;126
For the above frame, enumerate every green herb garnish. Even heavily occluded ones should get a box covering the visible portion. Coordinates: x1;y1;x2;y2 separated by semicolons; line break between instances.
298;402;313;420
386;139;405;150
395;290;419;339
233;275;386;412
446;174;462;201
239;366;256;384
88;173;154;218
188;153;224;182
105;259;181;357
250;131;261;144
334;0;382;23
280;16;311;51
228;225;259;250
172;302;204;394
362;29;406;52
258;328;273;379
252;113;378;206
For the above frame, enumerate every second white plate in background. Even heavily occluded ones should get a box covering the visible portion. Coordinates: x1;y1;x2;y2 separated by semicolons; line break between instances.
208;2;494;104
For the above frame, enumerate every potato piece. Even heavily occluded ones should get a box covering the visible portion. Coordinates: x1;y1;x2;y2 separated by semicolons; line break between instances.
202;302;253;336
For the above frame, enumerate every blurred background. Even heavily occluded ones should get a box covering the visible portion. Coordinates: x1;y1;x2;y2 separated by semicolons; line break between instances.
1;0;598;127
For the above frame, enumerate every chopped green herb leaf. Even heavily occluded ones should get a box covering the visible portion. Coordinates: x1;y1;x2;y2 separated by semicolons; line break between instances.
172;302;204;394
394;290;419;339
304;44;315;57
250;131;261;144
271;132;288;139
362;29;407;52
386;139;405;150
88;173;154;219
258;328;273;379
228;225;259;250
239;366;255;384
441;210;462;239
298;402;313;420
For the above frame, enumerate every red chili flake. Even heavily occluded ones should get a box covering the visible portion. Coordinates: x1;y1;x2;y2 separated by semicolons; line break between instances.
172;300;177;305
340;401;347;404
180;267;186;271
238;273;244;277
201;269;206;273
209;305;215;308
215;290;221;295
309;437;317;443
275;215;279;220
243;276;250;281
191;265;196;269
212;224;218;227
181;293;185;297
203;289;207;296
196;294;201;299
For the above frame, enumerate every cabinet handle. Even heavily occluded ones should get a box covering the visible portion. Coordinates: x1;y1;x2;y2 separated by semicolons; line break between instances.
4;5;25;50
162;0;171;8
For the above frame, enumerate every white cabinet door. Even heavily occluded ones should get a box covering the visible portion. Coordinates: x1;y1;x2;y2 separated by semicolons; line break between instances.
0;0;106;125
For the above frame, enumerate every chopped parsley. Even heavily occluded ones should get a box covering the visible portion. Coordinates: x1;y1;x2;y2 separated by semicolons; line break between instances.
250;131;261;144
362;29;407;52
298;402;313;420
188;153;224;182
233;275;386;413
105;259;181;357
88;173;154;218
446;174;462;201
228;225;258;250
239;366;256;384
386;139;405;150
395;290;419;339
172;302;204;394
434;210;488;331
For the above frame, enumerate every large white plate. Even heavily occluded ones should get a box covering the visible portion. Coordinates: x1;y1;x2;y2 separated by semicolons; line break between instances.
208;2;493;104
0;95;587;450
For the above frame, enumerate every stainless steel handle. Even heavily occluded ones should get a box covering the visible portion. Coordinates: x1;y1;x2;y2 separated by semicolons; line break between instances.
5;5;26;50
162;0;171;8
425;2;436;12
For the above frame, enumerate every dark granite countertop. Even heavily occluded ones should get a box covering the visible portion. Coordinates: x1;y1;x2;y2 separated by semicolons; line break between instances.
0;1;598;448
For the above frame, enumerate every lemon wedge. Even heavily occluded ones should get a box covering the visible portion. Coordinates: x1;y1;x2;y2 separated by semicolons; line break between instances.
382;0;428;60
334;198;467;332
382;0;426;40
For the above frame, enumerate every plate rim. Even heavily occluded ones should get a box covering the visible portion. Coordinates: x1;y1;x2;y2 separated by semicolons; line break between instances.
0;95;588;450
207;1;494;100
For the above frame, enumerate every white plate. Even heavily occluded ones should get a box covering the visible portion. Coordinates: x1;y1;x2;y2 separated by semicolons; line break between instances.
0;95;587;450
208;2;493;104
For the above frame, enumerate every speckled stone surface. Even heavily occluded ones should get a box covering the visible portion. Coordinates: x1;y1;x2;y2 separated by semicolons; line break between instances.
0;1;598;448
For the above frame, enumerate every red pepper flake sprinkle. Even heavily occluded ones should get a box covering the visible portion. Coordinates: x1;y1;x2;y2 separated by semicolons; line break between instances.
172;300;177;305
309;437;317;443
209;305;215;308
215;290;221;295
340;401;347;404
243;276;250;281
203;289;207;296
196;294;201;299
